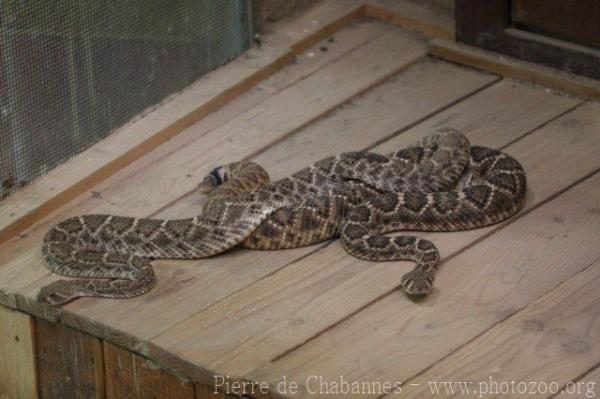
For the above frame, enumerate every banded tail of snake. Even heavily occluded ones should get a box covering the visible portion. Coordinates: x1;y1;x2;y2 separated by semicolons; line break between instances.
39;128;526;305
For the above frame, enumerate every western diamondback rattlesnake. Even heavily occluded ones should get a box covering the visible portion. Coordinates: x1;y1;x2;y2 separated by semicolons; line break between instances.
38;128;526;305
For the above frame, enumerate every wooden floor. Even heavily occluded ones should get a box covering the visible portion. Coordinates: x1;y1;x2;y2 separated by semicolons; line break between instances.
1;2;600;398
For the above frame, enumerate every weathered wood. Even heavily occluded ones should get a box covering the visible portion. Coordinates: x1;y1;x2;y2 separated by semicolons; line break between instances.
104;341;194;399
365;0;454;39
35;318;104;399
0;305;37;399
430;38;600;102
402;258;600;397
0;0;366;248
149;84;586;380
250;103;600;397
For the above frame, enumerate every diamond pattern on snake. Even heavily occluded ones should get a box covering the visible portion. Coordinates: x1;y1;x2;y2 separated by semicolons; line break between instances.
39;128;527;305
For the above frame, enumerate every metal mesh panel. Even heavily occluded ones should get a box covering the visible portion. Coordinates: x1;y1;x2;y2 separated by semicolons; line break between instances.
0;1;251;199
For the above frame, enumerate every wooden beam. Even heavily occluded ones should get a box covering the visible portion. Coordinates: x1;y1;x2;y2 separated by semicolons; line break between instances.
35;318;105;399
0;305;37;399
430;38;600;102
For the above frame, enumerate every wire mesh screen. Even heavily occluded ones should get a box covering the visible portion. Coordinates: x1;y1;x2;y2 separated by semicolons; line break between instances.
0;1;251;199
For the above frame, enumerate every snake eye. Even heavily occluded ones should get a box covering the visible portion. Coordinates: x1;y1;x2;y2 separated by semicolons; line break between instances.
209;167;223;185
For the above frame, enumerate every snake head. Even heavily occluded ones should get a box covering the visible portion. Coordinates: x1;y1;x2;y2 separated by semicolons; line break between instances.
401;269;435;298
37;280;81;306
198;165;232;194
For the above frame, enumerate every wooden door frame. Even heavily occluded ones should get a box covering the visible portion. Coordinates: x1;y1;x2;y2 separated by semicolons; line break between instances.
455;0;600;80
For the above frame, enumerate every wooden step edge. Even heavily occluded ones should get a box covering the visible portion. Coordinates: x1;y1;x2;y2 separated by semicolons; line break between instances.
0;2;367;248
430;38;600;102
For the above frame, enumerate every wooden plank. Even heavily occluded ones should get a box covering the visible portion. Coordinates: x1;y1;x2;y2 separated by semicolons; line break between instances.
0;26;425;313
430;38;600;102
402;257;600;398
250;103;600;397
147;82;584;379
0;0;366;247
366;0;454;39
0;305;37;399
53;60;495;347
104;341;194;399
35;318;104;399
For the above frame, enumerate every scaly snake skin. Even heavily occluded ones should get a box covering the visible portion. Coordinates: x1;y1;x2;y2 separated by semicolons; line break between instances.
39;128;526;305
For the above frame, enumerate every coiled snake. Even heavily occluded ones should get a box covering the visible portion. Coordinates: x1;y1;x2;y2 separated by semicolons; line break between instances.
39;128;526;305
